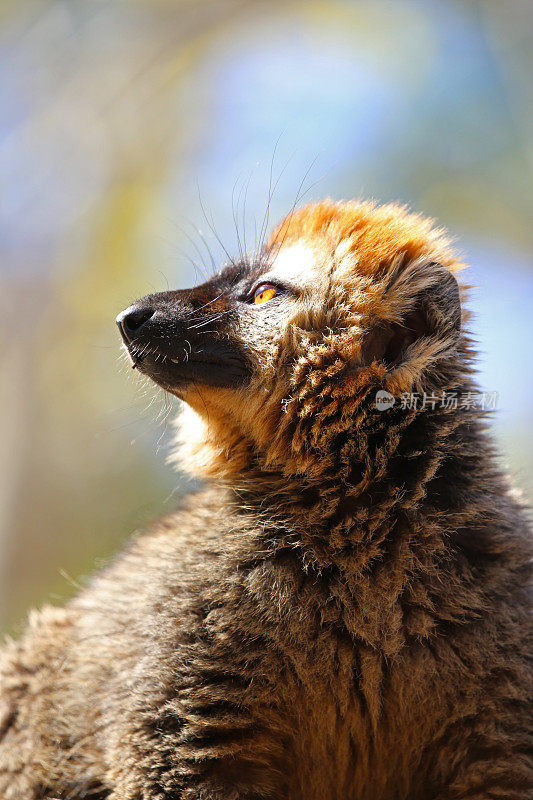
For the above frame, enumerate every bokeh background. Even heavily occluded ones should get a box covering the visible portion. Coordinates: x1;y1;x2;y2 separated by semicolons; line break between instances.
1;0;532;633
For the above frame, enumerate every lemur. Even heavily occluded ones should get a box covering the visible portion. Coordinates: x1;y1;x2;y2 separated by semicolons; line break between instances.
1;200;531;800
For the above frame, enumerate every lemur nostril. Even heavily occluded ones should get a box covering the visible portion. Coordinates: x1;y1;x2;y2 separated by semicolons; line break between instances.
116;306;155;338
125;308;154;332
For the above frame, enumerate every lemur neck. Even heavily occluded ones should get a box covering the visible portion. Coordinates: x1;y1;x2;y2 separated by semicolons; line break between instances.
227;402;497;555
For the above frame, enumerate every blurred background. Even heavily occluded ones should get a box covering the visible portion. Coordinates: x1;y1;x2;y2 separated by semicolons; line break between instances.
1;0;532;633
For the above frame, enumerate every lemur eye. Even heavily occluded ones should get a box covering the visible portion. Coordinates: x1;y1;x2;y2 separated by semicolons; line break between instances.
252;284;277;305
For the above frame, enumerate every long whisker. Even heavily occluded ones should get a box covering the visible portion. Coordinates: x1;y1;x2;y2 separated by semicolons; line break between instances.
259;152;294;254
187;309;234;330
186;218;217;275
268;154;320;266
168;240;209;285
171;222;211;283
197;182;235;267
192;291;227;314
242;164;256;261
258;132;289;252
232;172;245;263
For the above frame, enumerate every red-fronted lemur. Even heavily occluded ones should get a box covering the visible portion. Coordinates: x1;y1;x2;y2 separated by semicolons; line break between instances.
1;200;531;799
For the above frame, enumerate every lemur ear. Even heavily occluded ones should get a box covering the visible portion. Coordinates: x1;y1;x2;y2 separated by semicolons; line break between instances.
361;262;461;368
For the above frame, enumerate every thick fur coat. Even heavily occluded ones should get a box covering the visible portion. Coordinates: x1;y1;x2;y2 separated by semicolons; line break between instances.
1;200;531;800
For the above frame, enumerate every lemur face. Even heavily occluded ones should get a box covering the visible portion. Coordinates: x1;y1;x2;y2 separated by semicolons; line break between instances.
117;200;464;476
115;243;321;397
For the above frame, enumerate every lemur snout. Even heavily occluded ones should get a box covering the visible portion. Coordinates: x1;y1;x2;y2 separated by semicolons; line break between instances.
116;304;155;341
115;289;252;392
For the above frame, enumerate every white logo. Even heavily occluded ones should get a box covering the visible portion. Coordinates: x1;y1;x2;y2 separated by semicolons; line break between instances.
375;390;395;411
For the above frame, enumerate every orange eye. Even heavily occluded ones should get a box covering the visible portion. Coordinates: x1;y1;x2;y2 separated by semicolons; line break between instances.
253;284;277;305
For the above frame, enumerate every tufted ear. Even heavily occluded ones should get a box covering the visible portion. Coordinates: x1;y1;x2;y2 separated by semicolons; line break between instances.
361;261;461;368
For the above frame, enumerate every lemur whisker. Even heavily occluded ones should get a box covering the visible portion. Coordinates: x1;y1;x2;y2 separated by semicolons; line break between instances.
171;222;211;282
197;182;235;268
193;291;227;314
268;154;319;267
242;165;255;260
258;131;286;253
232;172;245;263
187;309;234;330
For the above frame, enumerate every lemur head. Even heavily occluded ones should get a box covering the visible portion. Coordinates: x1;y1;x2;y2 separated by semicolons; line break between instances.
117;200;466;484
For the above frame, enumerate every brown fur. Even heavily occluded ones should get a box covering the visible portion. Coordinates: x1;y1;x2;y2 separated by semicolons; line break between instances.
1;199;531;800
